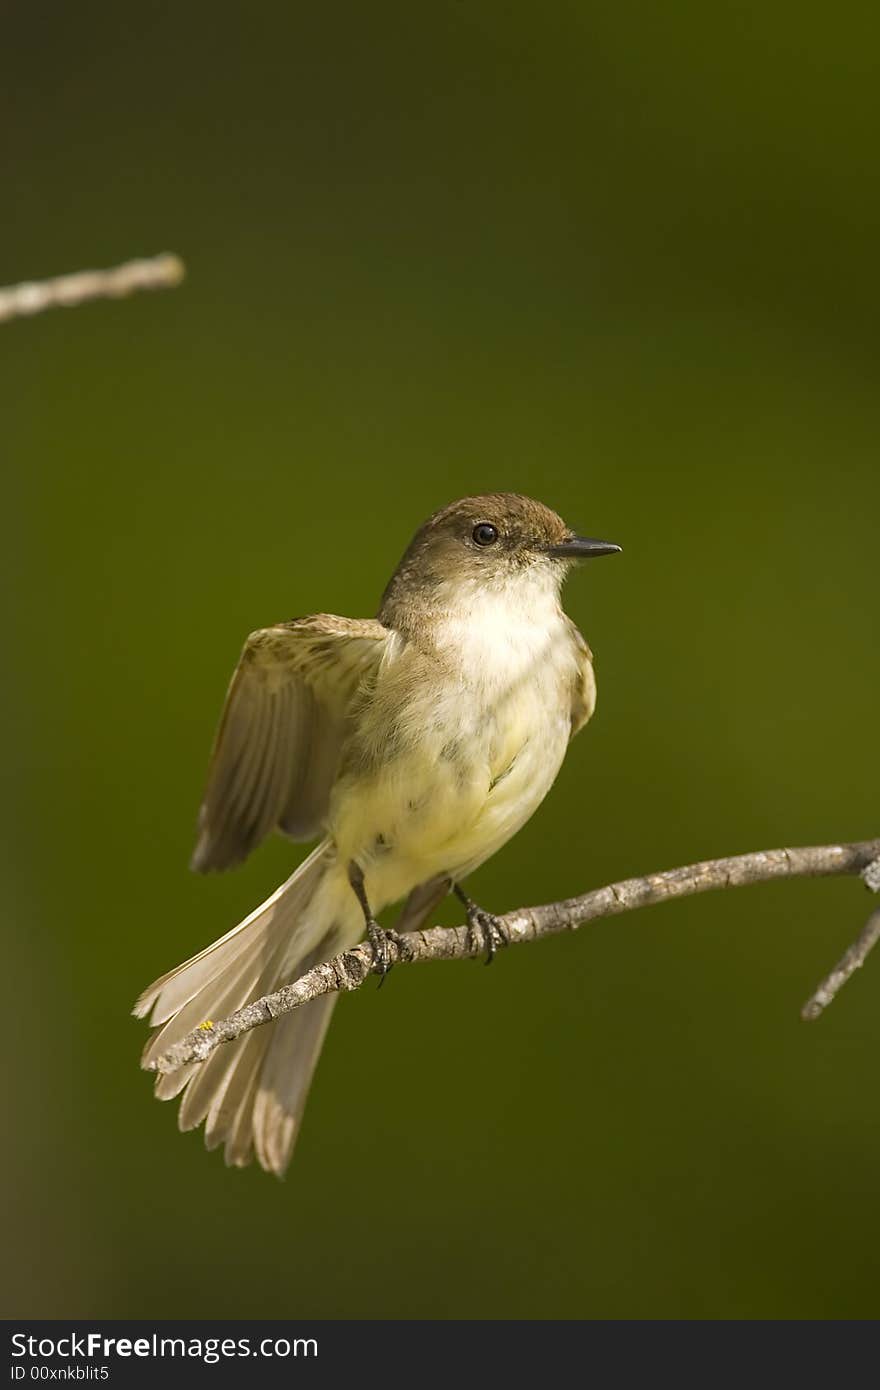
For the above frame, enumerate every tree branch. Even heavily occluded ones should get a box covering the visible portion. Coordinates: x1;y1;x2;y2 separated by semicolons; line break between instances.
801;906;880;1021
146;838;880;1077
0;253;184;323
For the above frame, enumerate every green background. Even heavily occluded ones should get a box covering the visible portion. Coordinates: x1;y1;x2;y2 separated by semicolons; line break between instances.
3;1;879;1320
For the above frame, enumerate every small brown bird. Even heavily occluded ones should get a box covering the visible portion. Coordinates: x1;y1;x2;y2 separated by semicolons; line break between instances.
135;494;620;1174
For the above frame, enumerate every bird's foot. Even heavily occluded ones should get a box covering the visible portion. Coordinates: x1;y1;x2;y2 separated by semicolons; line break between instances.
349;860;404;987
366;919;405;986
454;887;510;965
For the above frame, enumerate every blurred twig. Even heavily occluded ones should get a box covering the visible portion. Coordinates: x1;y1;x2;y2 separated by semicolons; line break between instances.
147;838;880;1077
0;253;185;323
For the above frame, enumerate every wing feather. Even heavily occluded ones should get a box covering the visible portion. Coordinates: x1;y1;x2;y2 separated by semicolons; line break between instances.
191;615;389;872
566;619;596;738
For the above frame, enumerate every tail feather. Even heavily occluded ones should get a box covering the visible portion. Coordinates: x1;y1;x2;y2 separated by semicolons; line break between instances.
202;1030;265;1150
154;1059;198;1103
222;1029;269;1167
143;941;261;1076
252;969;339;1174
135;838;358;1174
175;917;293;1134
134;842;330;1028
176;933;286;1131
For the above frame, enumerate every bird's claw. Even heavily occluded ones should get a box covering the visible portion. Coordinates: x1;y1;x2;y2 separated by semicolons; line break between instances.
465;905;510;965
366;919;404;986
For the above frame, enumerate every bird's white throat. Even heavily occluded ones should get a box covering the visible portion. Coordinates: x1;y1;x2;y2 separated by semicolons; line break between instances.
431;565;569;689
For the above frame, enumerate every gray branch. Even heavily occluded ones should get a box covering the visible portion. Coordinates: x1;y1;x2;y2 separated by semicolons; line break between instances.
0;253;185;323
800;854;880;1019
146;837;880;1077
800;908;880;1021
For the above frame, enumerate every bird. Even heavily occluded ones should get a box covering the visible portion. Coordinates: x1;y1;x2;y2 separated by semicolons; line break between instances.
135;493;620;1175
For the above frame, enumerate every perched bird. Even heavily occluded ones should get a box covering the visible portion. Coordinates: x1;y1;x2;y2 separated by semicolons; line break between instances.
135;494;620;1174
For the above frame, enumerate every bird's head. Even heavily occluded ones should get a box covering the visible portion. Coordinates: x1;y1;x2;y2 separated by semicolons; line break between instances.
379;492;620;625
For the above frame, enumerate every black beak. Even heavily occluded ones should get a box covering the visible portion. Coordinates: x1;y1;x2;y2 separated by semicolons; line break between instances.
543;535;622;560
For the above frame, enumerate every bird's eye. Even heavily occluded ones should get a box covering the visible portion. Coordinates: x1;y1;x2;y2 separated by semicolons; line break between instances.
472;523;499;547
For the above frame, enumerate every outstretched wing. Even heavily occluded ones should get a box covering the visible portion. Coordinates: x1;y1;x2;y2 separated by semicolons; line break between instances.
191;615;390;872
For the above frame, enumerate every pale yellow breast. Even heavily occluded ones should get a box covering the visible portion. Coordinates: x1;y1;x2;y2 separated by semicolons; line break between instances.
328;585;589;908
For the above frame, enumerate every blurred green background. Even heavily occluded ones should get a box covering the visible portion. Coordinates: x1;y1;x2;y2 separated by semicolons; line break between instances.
3;0;879;1320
